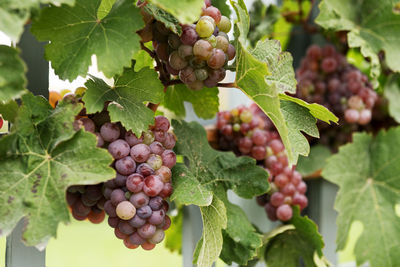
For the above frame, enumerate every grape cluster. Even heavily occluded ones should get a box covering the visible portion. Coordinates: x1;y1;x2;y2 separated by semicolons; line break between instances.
142;0;236;90
296;44;378;125
70;114;176;250
216;104;308;221
66;184;106;224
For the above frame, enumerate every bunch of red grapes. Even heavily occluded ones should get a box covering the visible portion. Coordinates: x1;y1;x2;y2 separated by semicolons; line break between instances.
68;114;176;250
296;44;378;125
216;104;308;222
140;0;236;90
67;184;106;224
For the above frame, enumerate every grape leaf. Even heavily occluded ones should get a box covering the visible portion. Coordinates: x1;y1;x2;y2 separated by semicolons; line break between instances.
0;100;19;123
163;84;219;119
384;74;400;123
171;120;268;266
147;0;204;25
165;206;183;253
31;0;144;81
0;0;75;42
212;0;231;17
220;199;263;265
322;128;400;267
296;145;331;177
316;0;400;83
144;3;182;35
132;49;154;71
97;0;116;19
231;0;334;165
263;207;326;267
279;94;338;124
0;93;114;246
83;67;164;137
0;45;27;103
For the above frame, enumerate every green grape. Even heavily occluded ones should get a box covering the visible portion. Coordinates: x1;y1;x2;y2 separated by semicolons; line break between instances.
217;16;231;33
233;123;240;132
240;110;253;123
200;15;216;27
215;35;229;53
206;35;217;47
196;19;215;38
194;68;208;81
218;32;229;40
189;57;206;68
143;131;155;145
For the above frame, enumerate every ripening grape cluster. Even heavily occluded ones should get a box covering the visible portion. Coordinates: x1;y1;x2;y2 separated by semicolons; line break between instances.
296;44;378;125
216;104;308;221
141;0;236;90
67;184;106;224
68;113;176;250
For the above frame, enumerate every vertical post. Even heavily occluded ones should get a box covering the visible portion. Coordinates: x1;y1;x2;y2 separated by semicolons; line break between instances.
5;24;48;267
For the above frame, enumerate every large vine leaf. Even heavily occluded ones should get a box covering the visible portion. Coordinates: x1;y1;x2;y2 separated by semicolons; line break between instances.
322;128;400;267
31;0;144;81
0;0;75;42
147;0;204;25
0;100;19;123
0;93;114;246
296;145;331;177
212;0;231;17
316;0;400;82
163;84;219;119
83;67;164;136
231;0;336;164
0;45;27;103
171;120;269;266
263;207;326;267
144;3;182;35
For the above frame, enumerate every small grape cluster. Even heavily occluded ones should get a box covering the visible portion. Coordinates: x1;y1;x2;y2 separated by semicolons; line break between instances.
66;184;106;224
296;44;378;125
70;113;176;250
141;0;236;90
216;104;308;221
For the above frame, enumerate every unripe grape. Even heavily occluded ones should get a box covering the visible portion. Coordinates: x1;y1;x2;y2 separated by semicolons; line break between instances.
215;35;229;52
169;51;188;70
178;45;193;59
116;201;136;220
179;67;197;84
207;48;226;69
193;39;213;60
196;18;215;38
217;16;231;33
195;68;209;81
202;6;221;24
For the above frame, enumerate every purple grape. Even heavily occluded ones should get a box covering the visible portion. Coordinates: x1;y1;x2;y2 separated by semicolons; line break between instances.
149;141;165;155
136;163;155;177
129;215;146;228
161;150;177;168
149;196;163;211
136;205;153;219
153;130;167;143
115;173;127;187
138;224;157;239
179;67;196;84
154;116;170;132
108;139;130;159
180;26;198;46
100;122;120;142
130;192;149;208
110;189;126;206
104;200;117;217
128;232;146;245
118;220;135;235
148;209;165;225
115;156;136;175
163;133;176;149
125;131;143;146
130;144;151;163
126;173;144;193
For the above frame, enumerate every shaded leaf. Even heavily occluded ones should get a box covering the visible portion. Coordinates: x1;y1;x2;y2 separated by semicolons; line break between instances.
144;3;182;35
0;45;27;103
148;0;204;24
296;145;331;177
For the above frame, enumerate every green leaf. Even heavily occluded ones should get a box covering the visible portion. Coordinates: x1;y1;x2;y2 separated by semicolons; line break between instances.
172;120;268;266
384;74;400;123
165;206;183;253
83;67;164;136
0;45;27;103
296;145;331;177
264;207;326;267
212;0;231;17
97;0;116;19
163;84;219;119
279;94;338;124
0;0;75;42
132;49;154;71
322;127;400;267
147;0;204;25
248;1;280;47
0;100;19;123
220;199;262;265
0;93;114;246
144;3;182;35
193;196;227;267
31;0;144;81
316;0;400;83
